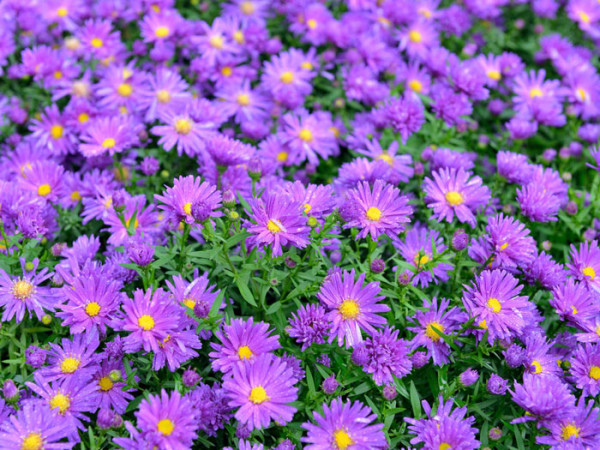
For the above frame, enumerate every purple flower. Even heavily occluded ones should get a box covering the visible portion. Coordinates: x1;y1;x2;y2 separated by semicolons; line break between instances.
550;278;599;324
567;240;600;294
570;343;600;397
497;151;533;184
317;269;389;348
431;85;473;127
342;180;413;242
355;140;414;184
378;96;424;144
39;334;99;383
423;168;491;228
279;110;339;165
517;182;561;222
460;368;480;387
186;381;231;437
536;398;600;447
287;304;329;351
302;398;387;449
487;374;508;395
209;317;281;373
223;354;298;431
357;326;412;385
322;376;338;395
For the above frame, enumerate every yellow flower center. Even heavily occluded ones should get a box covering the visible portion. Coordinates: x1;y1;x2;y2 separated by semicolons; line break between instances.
183;298;195;309
91;37;103;48
304;203;312;214
267;219;283;233
117;83;132;97
12;280;34;300
238;345;252;359
21;433;43;450
240;1;255;14
237;94;250;106
38;184;52;197
529;87;543;98
56;7;68;17
589;365;600;380
487;70;501;80
307;19;317;29
156;89;170;103
561;423;580;440
366;206;382;221
298;128;313;142
125;217;139;229
277;151;288;162
377;153;394;166
174;118;192;135
531;360;542;374
414;253;430;266
209;35;224;49
71;190;81;201
301;61;313;70
98;376;114;391
50;124;64;139
409;30;422;43
248;386;269;404
583;266;596;279
54;71;63;79
183;202;192;216
425;322;445;341
155;26;169;38
138;314;155;331
85;301;101;317
50;393;71;414
579;11;591;23
445;191;464;206
221;66;233;77
334;429;354;449
157;419;175;436
418;7;432;18
439;444;451;450
233;30;245;44
408;79;423;92
102;138;116;149
338;299;360;320
576;88;587;101
500;242;508;250
479;319;487;329
60;357;81;374
280;71;294;84
487;297;501;313
78;112;90;123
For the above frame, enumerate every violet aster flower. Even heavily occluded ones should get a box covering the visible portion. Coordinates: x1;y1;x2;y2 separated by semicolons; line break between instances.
19;160;66;203
261;50;313;109
27;372;100;442
355;140;414;184
139;68;191;122
150;107;210;157
423;168;491;228
316;268;389;348
245;190;311;258
536;397;600;447
517;182;561;222
135;389;198;449
405;395;479;450
407;297;467;366
487;374;509;395
287;304;330;351
398;19;439;59
567;240;600;294
430;85;473;127
79;116;138;158
103;195;159;246
284;181;336;220
186;381;231;437
0;400;71;449
342;180;413;242
462;269;539;344
378;96;425;144
93;359;134;415
301;398;387;449
550;278;599;324
222;353;298;431
510;374;576;427
427;147;477;172
119;288;181;355
497;151;534;184
155;175;222;225
204;133;255;167
357;326;412;385
396;225;453;288
57;273;122;343
570;343;600;397
165;271;220;324
39;334;100;383
209;317;281;373
522;250;568;290
152;329;202;372
334;158;392;196
459;368;479;387
0;257;55;323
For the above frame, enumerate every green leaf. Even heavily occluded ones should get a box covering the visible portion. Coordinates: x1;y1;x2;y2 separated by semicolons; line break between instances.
409;381;422;419
236;277;257;307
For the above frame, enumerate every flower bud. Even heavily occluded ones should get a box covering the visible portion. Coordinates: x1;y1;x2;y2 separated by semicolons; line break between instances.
322;375;339;394
451;229;469;251
370;258;385;274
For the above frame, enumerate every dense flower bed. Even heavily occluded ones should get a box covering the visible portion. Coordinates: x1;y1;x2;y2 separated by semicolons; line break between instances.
0;0;600;448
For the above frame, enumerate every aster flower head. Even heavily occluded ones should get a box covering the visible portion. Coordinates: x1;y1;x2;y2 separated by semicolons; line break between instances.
357;326;412;385
19;160;66;203
155;175;222;226
398;19;439;59
317;268;389;348
497;151;534;184
0;257;55;323
342;180;413;242
378;95;425;144
567;240;600;294
210;317;281;373
550;278;599;324
356;140;414;184
151;107;212;157
407;297;467;366
94;359;134;415
517;182;561;223
570;343;600;397
463;269;539;344
287;303;329;351
423;167;491;228
261;50;313;109
245;191;311;258
165;271;220;322
186;381;231;437
135;389;197;449
536;397;600;448
39;334;100;383
79;116;139;158
223;353;298;431
302;398;387;449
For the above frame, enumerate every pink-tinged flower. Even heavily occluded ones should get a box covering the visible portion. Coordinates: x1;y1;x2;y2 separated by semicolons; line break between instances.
398;20;439;59
564;67;600;120
397;60;432;96
512;69;564;115
569;343;600;397
523;333;562;378
261;50;313;109
151;106;213;157
93;359;134;414
222;0;271;24
223;353;298;431
119;288;181;354
209;317;281;373
302;398;387;449
140;10;181;43
103;195;159;246
396;225;452;288
284;181;336;220
342;180;413;242
76;19;123;62
317;268;389;348
191;17;241;67
476;54;503;87
356;140;414;184
567;0;600;31
155;175;222;225
0;258;55;323
29;104;76;155
279;110;339;166
79;116;139;158
550;278;599;324
407;297;467;366
356;326;412;385
567;240;600;294
245;190;311;258
39;334;100;383
423;168;491;228
536;397;600;448
95;63;147;113
19;160;66;204
463;270;539;344
215;78;271;125
139;68;191;122
166;271;221;325
135;389;198;448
